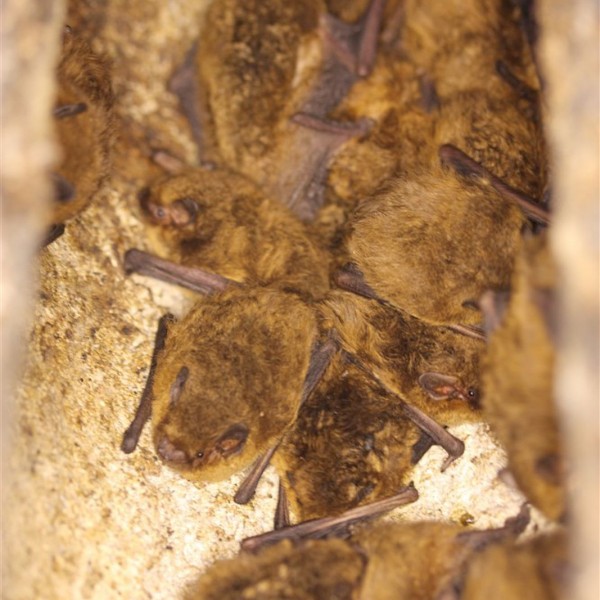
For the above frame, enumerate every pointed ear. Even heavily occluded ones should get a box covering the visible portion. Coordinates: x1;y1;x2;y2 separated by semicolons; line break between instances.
300;333;339;405
333;263;380;300
419;372;462;401
216;423;249;457
479;289;511;337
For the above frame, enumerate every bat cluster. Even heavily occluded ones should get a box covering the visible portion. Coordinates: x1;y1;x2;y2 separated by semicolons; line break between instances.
53;0;569;596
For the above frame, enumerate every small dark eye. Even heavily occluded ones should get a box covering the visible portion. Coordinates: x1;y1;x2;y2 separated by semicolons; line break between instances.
156;207;166;219
468;388;477;398
196;451;204;459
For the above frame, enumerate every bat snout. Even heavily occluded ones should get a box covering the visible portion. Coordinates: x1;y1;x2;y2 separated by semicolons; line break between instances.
156;435;188;464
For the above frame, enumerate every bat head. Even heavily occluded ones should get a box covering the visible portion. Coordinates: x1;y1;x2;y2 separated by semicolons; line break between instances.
138;167;261;232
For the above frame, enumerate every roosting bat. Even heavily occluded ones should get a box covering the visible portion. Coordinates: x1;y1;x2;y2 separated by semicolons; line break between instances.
48;25;114;243
121;264;337;484
174;0;389;221
318;291;483;469
274;352;423;520
186;503;534;600
339;168;528;327
480;233;566;522
398;0;547;199
460;529;569;600
137;165;331;300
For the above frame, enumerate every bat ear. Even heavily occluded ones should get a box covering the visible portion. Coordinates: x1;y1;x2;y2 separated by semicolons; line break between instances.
169;366;189;408
51;172;76;203
299;333;339;405
479;289;511;337
216;423;249;458
419;372;462;400
333;263;380;300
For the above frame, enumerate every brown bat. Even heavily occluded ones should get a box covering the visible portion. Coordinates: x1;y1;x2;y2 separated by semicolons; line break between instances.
187;503;531;599
312;48;438;250
136;165;331;300
480;233;566;522
339;167;528;327
321;291;483;466
49;25;114;242
185;537;363;600
460;530;569;600
121;258;337;484
173;0;388;221
274;352;423;521
356;504;531;599
398;0;547;200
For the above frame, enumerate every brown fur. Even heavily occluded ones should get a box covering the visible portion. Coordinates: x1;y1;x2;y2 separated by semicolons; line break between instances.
186;538;364;600
196;0;389;220
314;51;436;248
344;168;526;326
323;292;483;426
53;27;114;224
400;0;546;198
150;287;319;483
462;531;569;600
139;166;331;300
197;0;322;171
187;513;535;599
481;234;566;520
356;511;534;599
276;353;420;520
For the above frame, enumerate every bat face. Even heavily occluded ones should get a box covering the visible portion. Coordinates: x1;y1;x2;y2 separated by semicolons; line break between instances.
138;167;252;232
138;166;332;298
323;292;483;425
344;169;526;326
150;287;319;482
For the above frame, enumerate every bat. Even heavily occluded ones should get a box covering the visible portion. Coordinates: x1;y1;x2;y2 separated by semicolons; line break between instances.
338;168;528;327
173;0;388;221
321;291;483;468
275;352;423;520
187;502;532;599
479;232;566;522
136;164;331;300
461;530;569;600
121;254;337;485
397;0;547;199
49;25;114;240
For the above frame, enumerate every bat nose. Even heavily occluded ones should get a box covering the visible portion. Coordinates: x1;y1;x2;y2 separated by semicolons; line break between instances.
156;436;187;464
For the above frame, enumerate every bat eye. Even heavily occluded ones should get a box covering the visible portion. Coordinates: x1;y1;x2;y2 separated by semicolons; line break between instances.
468;388;477;398
155;207;166;219
169;366;189;407
196;451;204;459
